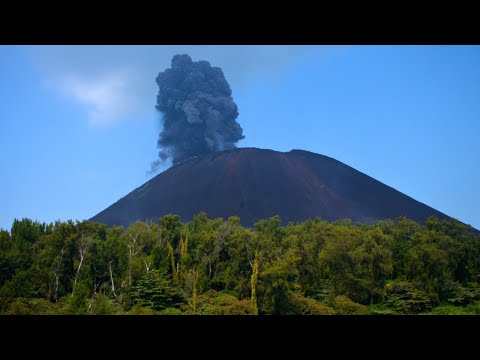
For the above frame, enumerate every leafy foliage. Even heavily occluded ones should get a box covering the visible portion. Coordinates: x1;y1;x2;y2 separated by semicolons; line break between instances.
333;295;366;315
384;281;432;314
289;294;336;315
440;281;480;306
130;270;183;311
193;290;253;315
0;215;479;315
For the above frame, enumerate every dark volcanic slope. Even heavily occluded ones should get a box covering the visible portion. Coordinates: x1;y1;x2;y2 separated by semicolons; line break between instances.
90;148;451;228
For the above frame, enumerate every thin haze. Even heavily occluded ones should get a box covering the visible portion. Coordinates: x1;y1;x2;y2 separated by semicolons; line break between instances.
0;45;478;230
28;45;316;125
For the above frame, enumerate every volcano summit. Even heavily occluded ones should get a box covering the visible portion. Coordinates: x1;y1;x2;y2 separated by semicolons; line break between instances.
90;147;452;228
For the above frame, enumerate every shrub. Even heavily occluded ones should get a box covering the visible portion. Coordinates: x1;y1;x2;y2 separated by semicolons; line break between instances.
439;281;480;306
4;298;34;315
333;295;366;315
289;294;336;315
384;281;432;314
89;294;115;315
195;290;252;315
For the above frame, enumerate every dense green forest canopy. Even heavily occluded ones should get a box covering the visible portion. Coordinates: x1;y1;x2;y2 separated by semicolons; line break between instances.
1;214;479;315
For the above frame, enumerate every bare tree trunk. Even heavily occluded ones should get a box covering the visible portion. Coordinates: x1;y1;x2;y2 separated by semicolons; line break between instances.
127;232;143;286
109;261;117;299
53;273;60;301
167;242;177;282
87;282;100;312
50;246;65;302
200;253;213;279
72;255;84;297
187;269;198;314
144;259;153;275
72;234;89;297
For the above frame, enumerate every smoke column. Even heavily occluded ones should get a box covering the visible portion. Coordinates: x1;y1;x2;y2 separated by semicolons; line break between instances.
151;54;244;169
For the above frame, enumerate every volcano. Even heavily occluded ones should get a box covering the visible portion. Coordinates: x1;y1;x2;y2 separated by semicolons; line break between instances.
90;148;452;228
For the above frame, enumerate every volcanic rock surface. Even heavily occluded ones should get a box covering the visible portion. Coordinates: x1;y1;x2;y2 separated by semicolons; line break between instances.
90;148;451;228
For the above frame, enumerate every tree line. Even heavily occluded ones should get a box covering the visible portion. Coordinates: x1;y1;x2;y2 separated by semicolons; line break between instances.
1;213;479;315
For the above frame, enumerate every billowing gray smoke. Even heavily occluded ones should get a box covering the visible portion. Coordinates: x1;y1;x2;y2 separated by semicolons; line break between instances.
152;54;244;169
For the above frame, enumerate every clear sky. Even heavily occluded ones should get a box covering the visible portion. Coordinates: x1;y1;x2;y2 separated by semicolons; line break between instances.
0;45;479;230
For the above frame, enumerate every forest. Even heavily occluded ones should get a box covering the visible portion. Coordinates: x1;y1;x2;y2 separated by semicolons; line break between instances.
1;213;479;315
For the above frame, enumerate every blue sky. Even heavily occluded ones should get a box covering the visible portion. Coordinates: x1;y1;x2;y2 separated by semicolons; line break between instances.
0;45;479;230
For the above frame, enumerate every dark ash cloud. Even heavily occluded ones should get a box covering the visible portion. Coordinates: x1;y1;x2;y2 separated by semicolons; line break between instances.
151;54;245;169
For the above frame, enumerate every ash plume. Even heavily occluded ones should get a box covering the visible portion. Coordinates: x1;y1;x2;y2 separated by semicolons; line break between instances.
151;54;244;170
